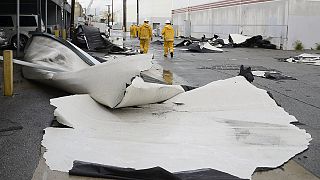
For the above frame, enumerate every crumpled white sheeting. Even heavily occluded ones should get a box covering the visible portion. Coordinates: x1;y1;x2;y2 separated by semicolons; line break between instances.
229;34;251;44
116;77;185;108
202;42;224;52
286;53;320;66
23;35;184;108
43;76;311;179
51;54;158;108
252;71;278;77
24;36;93;72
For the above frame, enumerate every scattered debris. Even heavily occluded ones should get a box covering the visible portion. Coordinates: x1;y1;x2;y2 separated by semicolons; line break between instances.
187;42;223;53
198;64;277;72
176;34;276;50
23;33;184;108
69;161;247;180
234;35;277;49
285;53;320;66
252;71;297;80
43;76;311;179
175;39;193;47
75;25;133;54
239;65;254;83
229;34;250;45
151;40;164;45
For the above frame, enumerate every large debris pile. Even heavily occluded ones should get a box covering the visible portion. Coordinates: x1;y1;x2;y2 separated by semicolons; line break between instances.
172;34;277;52
15;33;311;180
285;53;320;66
75;25;134;54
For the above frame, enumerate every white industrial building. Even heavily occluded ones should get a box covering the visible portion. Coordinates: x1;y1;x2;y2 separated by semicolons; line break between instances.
172;0;320;50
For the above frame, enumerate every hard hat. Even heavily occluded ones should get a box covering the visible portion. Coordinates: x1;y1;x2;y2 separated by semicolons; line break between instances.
165;20;171;24
144;18;149;22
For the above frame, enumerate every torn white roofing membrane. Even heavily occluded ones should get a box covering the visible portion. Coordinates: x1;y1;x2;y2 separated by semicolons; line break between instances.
23;34;310;179
229;34;251;44
43;76;311;179
286;53;320;66
23;34;183;108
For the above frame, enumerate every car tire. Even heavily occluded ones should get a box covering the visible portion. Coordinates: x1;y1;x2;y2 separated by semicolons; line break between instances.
11;34;29;49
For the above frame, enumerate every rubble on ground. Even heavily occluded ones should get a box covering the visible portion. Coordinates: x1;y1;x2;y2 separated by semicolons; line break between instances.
75;25;136;55
285;53;320;66
187;42;223;53
16;32;311;180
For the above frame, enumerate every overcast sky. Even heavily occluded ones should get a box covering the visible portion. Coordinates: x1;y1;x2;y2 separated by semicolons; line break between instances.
76;0;137;15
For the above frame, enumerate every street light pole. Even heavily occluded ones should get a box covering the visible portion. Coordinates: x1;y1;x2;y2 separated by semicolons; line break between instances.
137;0;139;25
123;0;127;40
111;0;114;25
106;5;110;27
70;0;75;40
17;0;20;57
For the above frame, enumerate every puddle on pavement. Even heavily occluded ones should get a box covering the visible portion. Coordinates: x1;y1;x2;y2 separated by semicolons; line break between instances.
163;70;173;85
252;159;319;180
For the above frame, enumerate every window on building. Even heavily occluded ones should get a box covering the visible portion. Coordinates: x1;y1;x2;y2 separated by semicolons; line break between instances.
0;16;14;27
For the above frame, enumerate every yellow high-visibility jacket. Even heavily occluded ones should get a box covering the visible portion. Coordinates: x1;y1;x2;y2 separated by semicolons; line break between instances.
139;23;152;40
136;26;140;37
161;25;174;41
130;25;136;36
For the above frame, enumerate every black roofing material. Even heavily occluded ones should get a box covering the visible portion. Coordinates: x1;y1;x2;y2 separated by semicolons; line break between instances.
175;39;193;47
187;43;223;53
239;65;254;83
69;161;247;180
233;35;277;49
75;25;126;53
69;161;181;180
263;72;297;80
81;25;107;50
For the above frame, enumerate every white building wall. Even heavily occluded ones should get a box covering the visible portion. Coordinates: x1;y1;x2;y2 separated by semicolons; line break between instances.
173;0;320;50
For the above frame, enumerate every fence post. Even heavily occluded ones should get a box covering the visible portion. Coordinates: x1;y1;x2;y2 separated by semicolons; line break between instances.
3;50;13;96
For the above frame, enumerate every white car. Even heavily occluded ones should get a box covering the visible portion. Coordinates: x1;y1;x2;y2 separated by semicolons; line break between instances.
0;14;45;49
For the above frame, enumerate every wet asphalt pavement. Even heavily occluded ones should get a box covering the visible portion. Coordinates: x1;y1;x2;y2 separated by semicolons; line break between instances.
1;38;320;179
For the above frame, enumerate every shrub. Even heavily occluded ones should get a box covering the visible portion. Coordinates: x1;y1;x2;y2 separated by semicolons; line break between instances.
316;43;320;50
293;40;304;51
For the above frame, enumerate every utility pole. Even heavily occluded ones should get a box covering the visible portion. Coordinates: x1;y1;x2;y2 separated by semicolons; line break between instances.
107;5;111;27
37;0;41;32
17;0;20;57
112;0;114;25
137;0;139;25
70;0;75;40
45;0;47;32
123;0;127;40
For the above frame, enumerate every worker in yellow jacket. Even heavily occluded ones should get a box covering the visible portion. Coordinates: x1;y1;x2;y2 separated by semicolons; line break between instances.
130;24;137;38
139;19;153;54
136;25;140;38
161;20;175;58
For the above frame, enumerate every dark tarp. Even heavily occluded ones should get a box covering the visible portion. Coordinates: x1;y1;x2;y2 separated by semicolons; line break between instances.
233;35;277;49
239;65;254;83
69;161;248;180
187;43;223;53
80;25;107;50
75;25;126;53
175;39;193;47
69;161;181;180
262;72;297;80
